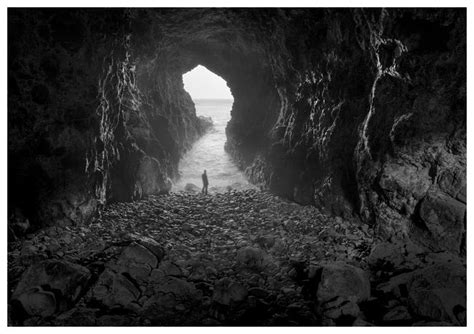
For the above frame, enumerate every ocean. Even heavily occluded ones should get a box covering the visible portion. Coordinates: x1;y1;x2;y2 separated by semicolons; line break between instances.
172;99;255;193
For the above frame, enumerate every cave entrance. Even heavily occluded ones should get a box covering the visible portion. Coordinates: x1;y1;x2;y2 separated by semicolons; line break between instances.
173;65;251;193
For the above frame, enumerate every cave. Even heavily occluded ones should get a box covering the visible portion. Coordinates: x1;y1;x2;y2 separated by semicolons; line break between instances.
176;65;247;192
8;8;466;326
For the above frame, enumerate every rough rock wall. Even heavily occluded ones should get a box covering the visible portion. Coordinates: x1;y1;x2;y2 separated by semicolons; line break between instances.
8;9;119;228
8;8;206;229
9;8;466;254
225;9;466;253
354;10;466;253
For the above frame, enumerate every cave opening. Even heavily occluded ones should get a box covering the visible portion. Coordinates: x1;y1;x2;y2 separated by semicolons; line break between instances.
173;65;251;192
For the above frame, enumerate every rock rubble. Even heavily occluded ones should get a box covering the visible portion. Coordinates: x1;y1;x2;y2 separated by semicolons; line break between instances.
8;189;465;326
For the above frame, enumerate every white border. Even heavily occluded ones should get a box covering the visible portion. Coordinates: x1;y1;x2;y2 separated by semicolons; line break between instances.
1;0;473;8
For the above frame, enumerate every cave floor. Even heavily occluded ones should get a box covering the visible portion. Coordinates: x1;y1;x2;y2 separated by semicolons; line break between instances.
8;189;375;325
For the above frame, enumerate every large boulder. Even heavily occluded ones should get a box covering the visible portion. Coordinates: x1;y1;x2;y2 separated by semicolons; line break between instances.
407;263;466;325
376;262;466;325
316;262;370;304
418;190;466;252
142;277;202;324
437;167;466;203
212;278;248;306
134;156;172;199
11;260;91;318
378;162;431;215
367;240;425;275
88;240;164;310
236;246;267;270
124;234;166;262
109;242;159;283
89;269;141;310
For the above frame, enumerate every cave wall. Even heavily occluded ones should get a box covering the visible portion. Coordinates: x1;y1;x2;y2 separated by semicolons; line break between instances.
8;8;207;229
8;9;121;227
273;9;466;253
211;8;465;253
8;8;466;254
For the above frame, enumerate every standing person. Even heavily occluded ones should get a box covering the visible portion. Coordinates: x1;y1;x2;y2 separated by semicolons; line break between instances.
201;170;209;195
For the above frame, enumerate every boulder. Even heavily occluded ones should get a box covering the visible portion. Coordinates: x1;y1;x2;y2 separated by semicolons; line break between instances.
198;116;213;132
236;246;266;270
110;242;159;282
418;190;465;252
407;263;466;325
15;287;56;318
212;278;248;306
9;208;31;237
376;271;414;297
142;277;201;324
152;276;200;299
89;269;141;309
316;262;370;304
437;167;466;203
376;262;465;325
11;260;91;317
255;234;276;249
321;296;360;321
135;156;172;198
382;305;412;323
124;234;165;262
158;261;183;277
52;307;98;326
367;240;425;274
184;183;201;193
248;287;270;299
378;162;431;213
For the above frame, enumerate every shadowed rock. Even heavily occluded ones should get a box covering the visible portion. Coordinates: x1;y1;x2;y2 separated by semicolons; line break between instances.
11;260;91;318
316;262;370;304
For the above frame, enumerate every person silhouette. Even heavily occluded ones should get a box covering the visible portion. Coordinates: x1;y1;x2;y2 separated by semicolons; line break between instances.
201;170;209;195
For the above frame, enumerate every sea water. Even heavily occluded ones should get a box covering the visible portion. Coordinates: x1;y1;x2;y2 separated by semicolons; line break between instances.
172;99;254;192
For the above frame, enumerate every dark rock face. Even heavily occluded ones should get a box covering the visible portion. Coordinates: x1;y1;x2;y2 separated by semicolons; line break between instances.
316;262;370;304
376;262;466;326
8;8;466;255
11;260;91;319
8;9;208;231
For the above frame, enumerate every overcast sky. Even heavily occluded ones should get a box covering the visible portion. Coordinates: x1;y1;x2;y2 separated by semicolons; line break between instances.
183;65;233;99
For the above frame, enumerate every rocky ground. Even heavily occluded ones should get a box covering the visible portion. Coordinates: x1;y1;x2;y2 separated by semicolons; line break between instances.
8;189;466;326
